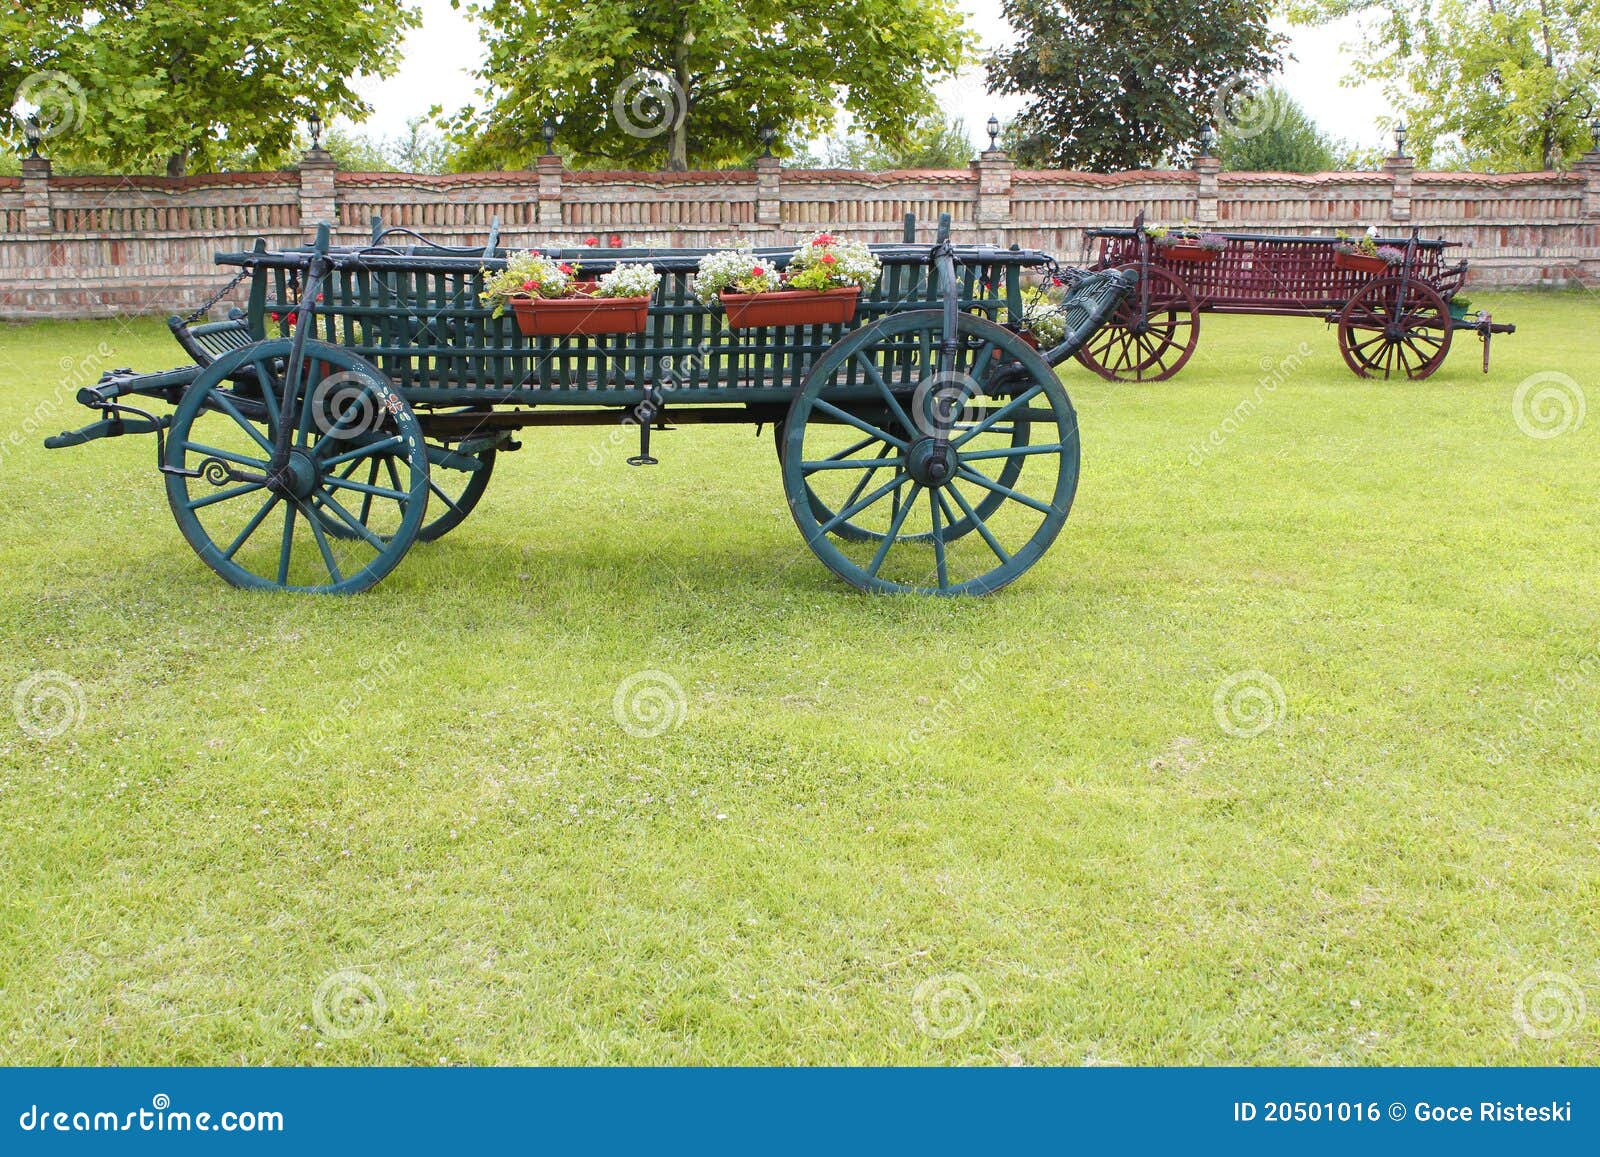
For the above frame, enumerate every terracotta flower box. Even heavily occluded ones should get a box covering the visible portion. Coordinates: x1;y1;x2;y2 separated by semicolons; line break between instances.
1160;243;1220;263
511;295;651;337
720;286;861;330
1334;251;1390;275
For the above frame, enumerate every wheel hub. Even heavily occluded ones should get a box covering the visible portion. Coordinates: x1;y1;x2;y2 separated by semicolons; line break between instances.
906;437;957;488
268;450;321;500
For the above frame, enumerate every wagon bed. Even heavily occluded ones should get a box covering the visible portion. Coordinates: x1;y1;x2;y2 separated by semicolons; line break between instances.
45;216;1136;597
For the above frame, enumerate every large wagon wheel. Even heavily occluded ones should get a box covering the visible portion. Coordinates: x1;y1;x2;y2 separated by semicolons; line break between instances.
163;339;429;593
319;406;497;543
770;408;1032;545
782;310;1079;595
1336;275;1453;380
1075;265;1199;382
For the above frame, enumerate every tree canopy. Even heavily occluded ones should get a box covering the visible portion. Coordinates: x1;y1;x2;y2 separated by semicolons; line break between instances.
449;0;974;171
796;111;977;170
1214;84;1339;172
1288;0;1600;169
987;0;1285;169
1;0;418;175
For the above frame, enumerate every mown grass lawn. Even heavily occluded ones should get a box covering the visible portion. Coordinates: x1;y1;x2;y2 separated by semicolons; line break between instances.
0;290;1596;1065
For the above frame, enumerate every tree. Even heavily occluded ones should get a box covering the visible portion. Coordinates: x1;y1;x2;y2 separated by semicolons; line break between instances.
450;0;974;172
819;111;976;170
986;0;1285;170
1;0;419;176
1214;85;1338;171
1288;0;1600;169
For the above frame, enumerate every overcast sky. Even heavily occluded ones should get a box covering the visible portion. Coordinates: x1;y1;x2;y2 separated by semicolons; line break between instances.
352;0;1393;158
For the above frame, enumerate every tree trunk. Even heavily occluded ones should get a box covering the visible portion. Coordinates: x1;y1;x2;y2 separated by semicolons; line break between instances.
165;150;188;178
666;28;692;171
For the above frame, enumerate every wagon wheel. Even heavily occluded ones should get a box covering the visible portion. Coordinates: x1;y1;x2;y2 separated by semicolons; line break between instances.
318;406;497;543
1075;265;1199;382
782;310;1079;595
770;409;1032;545
1336;275;1453;380
163;338;428;593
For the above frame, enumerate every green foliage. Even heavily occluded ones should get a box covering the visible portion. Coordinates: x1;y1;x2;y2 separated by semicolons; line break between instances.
819;111;976;170
450;0;974;171
987;0;1285;169
1215;85;1339;172
311;117;459;174
1287;0;1600;170
0;0;419;175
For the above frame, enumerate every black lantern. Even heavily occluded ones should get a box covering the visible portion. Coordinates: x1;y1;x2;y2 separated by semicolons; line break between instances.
22;113;41;160
1590;116;1600;150
541;117;556;155
308;110;323;150
1198;123;1216;157
1394;122;1408;158
759;126;775;158
986;115;1000;150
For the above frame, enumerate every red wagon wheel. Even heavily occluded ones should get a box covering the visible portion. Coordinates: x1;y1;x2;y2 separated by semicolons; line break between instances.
1075;265;1200;383
1336;275;1453;380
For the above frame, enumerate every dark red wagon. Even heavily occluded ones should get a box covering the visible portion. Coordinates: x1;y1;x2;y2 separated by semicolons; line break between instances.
1078;214;1515;382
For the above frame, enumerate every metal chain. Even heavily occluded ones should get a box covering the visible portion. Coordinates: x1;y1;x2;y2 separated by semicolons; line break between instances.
184;265;253;324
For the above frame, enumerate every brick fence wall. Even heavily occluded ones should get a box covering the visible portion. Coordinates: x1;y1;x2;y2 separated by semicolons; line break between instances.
2;146;1597;319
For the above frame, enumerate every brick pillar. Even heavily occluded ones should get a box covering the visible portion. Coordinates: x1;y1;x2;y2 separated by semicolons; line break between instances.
21;156;51;233
298;148;337;229
1194;154;1220;225
1579;148;1600;286
537;153;563;227
755;154;781;226
973;148;1013;227
1384;154;1415;222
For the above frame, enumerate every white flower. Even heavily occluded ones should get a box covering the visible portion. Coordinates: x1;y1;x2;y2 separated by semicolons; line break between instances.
1364;225;1379;239
786;232;882;291
693;250;781;305
596;262;658;299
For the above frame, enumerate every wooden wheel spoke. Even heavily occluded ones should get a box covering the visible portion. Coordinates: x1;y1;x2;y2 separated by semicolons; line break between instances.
325;474;410;503
302;500;346;584
958;442;1065;462
277;503;296;586
952;384;1042;448
854;353;916;435
811;398;908;450
817;472;911;536
947;483;1011;565
929;490;948;588
210;391;274;454
186;480;266;511
221;494;280;560
865;482;923;577
183;441;269;472
314;491;388;550
318;434;405;467
956;466;1055;515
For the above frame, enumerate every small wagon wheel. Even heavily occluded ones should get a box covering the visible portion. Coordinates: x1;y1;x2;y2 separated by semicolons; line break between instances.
1074;265;1200;382
782;310;1078;595
1336;275;1453;380
163;338;428;593
318;406;497;544
770;409;1032;545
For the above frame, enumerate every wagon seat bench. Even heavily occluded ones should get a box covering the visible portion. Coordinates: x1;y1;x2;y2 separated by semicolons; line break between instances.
45;213;1137;597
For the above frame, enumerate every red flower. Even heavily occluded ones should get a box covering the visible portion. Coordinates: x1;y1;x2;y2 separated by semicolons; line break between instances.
815;233;836;245
750;265;766;277
269;312;280;322
558;263;574;275
522;279;537;292
584;236;599;246
316;293;324;302
821;253;836;264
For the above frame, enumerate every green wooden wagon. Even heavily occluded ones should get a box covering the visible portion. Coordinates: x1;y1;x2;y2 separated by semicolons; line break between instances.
44;215;1134;595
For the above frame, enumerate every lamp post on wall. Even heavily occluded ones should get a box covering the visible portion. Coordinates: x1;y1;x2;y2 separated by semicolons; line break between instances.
759;126;775;158
22;113;41;160
542;117;557;155
1393;122;1408;159
986;114;1000;152
1198;123;1216;158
